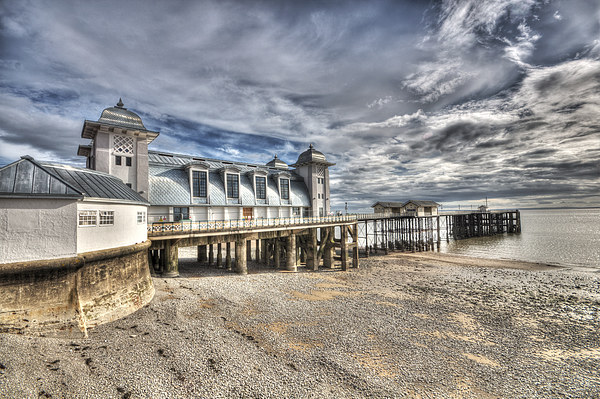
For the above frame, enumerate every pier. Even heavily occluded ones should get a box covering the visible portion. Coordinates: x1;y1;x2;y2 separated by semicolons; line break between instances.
146;211;521;276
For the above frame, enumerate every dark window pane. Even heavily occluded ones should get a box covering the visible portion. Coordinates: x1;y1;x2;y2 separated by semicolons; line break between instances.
192;171;207;197
280;178;289;200
126;157;132;166
173;207;189;221
227;174;239;198
255;176;266;199
115;156;121;165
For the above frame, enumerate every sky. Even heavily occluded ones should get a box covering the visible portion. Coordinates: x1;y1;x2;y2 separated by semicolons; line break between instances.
0;0;599;212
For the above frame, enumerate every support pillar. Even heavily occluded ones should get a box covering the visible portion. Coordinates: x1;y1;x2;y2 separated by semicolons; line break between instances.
352;224;359;269
163;240;179;278
235;239;248;275
159;248;166;274
341;226;348;271
261;239;267;264
308;228;318;271
323;227;333;268
246;240;252;261
208;244;214;266
274;239;281;269
226;242;232;270
255;239;260;262
286;233;297;272
216;243;223;268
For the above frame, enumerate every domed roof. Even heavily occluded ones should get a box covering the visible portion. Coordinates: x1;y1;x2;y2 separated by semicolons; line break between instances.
293;144;333;166
98;98;146;130
266;154;288;169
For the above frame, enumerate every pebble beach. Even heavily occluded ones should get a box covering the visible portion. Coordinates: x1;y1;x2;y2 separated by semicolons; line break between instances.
1;252;599;398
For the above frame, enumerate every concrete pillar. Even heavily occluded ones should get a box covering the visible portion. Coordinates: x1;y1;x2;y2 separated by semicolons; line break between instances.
208;244;214;266
226;242;232;270
255;239;260;262
246;240;252;261
286;233;297;272
197;245;207;263
261;239;268;264
235;239;248;274
274;239;281;269
163;241;179;277
341;226;348;271
322;227;333;268
308;228;318;271
216;243;223;268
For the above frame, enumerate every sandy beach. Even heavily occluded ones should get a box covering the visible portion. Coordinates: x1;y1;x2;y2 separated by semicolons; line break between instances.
1;252;598;398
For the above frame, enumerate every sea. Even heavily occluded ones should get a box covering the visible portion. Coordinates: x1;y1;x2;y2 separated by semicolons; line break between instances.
438;208;600;271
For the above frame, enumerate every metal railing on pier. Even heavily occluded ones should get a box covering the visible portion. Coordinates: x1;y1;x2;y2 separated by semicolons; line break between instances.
148;214;358;234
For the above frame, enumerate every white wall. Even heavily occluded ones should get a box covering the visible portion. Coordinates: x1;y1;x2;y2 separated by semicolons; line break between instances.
0;198;78;264
148;206;170;222
77;201;148;254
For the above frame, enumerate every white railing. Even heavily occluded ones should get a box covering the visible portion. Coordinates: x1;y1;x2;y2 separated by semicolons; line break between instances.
148;214;358;234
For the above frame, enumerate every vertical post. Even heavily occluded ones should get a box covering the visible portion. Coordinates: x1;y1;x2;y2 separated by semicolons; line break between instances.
235;239;247;274
274;238;281;269
216;243;223;268
352;223;359;269
364;220;369;257
246;240;252;261
261;239;267;264
309;228;318;271
341;225;348;271
323;227;333;268
226;242;232;270
159;248;166;274
208;244;214;266
286;233;297;272
163;240;179;278
255;239;260;262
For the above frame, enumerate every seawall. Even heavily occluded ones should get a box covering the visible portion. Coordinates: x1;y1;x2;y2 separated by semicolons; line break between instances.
0;240;154;336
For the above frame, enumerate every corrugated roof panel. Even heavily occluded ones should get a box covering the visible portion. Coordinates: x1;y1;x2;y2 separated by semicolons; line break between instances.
32;167;51;193
0;163;17;192
13;160;34;193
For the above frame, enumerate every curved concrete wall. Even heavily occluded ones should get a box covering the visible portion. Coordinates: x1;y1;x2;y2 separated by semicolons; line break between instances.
0;241;154;336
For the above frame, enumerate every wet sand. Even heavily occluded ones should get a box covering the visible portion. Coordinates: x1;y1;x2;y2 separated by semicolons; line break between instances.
1;252;598;398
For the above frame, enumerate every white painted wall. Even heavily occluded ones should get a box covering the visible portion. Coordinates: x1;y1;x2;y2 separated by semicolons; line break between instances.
0;198;78;264
148;206;169;222
76;201;148;254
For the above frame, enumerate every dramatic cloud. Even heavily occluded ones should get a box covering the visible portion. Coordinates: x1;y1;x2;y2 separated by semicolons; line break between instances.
0;0;598;211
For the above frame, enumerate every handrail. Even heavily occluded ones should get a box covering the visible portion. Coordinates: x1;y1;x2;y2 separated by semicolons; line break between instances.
148;214;358;234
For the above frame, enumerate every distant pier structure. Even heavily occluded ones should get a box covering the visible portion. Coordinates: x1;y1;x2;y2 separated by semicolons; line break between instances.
356;210;521;255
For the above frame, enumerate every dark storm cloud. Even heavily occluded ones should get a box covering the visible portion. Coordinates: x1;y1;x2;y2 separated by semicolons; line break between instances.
1;0;599;210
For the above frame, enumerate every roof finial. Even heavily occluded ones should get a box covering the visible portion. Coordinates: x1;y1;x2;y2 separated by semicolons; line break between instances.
274;154;278;159
116;98;124;108
309;143;314;149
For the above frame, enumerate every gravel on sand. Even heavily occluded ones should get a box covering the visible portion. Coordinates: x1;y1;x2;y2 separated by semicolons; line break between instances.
1;251;598;398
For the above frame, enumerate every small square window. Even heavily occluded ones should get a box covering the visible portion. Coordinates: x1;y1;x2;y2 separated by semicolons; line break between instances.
115;156;122;165
78;210;97;227
126;157;132;166
99;211;114;226
137;211;146;224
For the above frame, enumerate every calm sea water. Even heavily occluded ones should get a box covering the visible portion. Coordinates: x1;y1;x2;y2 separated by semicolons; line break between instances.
439;208;600;270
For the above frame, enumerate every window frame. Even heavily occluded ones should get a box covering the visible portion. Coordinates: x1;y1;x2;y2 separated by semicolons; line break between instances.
99;210;114;226
255;176;266;200
78;210;97;227
115;155;122;166
280;178;290;200
173;207;189;222
192;170;208;198
137;211;147;224
226;173;239;199
125;157;132;167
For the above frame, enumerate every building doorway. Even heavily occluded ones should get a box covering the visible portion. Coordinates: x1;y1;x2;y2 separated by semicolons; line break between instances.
243;207;253;219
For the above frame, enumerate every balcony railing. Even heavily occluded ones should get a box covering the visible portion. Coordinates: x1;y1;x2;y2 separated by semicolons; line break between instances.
148;214;358;234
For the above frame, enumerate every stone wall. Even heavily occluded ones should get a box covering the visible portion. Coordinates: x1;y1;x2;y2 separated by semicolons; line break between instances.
0;241;154;336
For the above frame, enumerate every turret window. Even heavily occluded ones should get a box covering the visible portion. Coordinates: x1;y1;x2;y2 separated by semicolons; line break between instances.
280;178;289;200
255;176;266;199
113;135;134;155
126;157;132;166
192;171;207;197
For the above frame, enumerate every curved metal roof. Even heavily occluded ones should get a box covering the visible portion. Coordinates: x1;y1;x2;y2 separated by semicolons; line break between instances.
98;99;146;130
292;144;334;166
265;154;288;169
